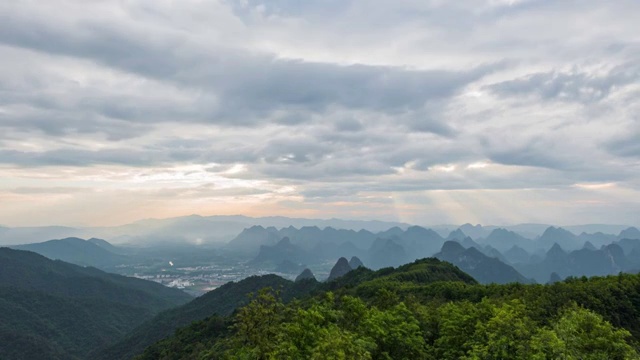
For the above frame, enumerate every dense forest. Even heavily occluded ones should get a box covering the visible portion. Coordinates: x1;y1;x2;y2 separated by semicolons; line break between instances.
135;258;640;359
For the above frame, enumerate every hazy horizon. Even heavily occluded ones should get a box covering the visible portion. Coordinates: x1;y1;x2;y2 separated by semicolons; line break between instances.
1;1;639;227
1;212;637;231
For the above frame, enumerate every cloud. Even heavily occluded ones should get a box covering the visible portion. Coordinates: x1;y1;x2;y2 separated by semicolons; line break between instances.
486;63;640;103
607;123;640;158
0;7;495;131
0;0;638;226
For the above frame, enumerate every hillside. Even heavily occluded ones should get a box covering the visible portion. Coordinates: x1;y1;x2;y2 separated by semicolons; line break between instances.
101;258;473;359
136;260;640;360
97;275;310;360
0;248;192;359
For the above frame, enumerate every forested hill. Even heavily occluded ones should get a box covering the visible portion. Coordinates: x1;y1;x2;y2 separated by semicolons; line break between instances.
0;248;192;360
137;262;640;359
99;258;473;359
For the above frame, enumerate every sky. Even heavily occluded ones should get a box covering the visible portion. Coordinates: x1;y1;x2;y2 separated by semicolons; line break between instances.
0;0;639;227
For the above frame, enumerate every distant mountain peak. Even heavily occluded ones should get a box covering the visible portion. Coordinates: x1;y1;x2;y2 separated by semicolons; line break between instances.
295;268;316;282
277;237;292;246
493;228;509;233
462;223;480;227
548;242;565;252
349;256;364;269
619;227;640;240
446;229;467;241
546;243;567;259
327;257;352;281
440;240;466;255
548;272;562;284
542;226;574;237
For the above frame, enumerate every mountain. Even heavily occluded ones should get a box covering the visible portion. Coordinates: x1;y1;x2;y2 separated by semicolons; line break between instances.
349;256;364;269
481;245;509;264
578;232;616;249
546;243;569;264
376;226;405;238
288;226;375;251
538;227;582;251
88;237;125;254
12;237;127;270
233;225;444;264
249;237;311;267
328;257;353;281
110;215;407;247
2;218;635;248
367;237;408;269
567;244;627;277
548;272;562;284
0;248;191;360
225;225;280;255
481;228;534;252
0;247;191;312
619;227;640;240
295;268;316;282
399;226;445;258
228;224;640;265
434;241;531;284
446;229;468;241
454;235;482;250
516;242;631;283
616;238;640;255
458;223;491;239
504;245;531;264
563;224;636;236
226;225;372;258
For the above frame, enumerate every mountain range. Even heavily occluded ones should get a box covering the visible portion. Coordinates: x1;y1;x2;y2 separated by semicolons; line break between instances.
0;215;412;246
1;215;637;247
12;223;640;287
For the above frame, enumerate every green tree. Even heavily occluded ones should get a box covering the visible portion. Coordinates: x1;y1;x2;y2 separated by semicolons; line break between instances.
226;288;285;359
433;301;486;359
529;328;565;360
553;305;639;360
464;300;535;360
364;302;428;360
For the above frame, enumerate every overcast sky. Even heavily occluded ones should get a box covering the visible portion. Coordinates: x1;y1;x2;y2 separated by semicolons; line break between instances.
0;0;639;227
